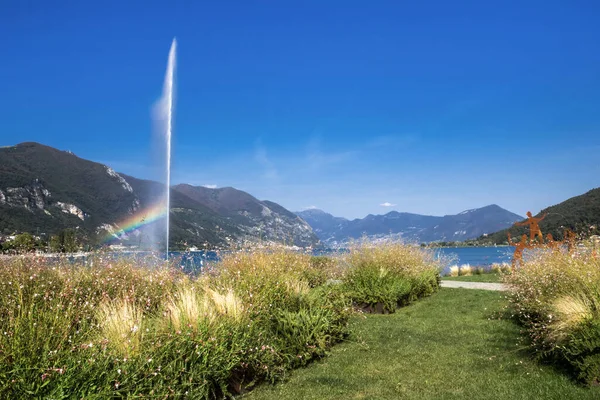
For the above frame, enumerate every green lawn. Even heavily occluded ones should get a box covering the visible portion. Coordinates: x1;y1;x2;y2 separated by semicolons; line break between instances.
243;288;600;400
442;273;503;283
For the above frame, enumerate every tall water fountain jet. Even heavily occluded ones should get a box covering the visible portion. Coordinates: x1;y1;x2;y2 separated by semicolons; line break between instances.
153;38;176;257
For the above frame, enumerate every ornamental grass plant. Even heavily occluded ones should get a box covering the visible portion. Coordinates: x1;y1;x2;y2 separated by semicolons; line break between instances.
506;248;600;384
0;248;350;398
0;243;440;397
341;242;441;313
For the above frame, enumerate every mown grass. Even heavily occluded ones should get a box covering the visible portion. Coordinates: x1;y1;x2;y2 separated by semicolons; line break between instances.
442;273;503;283
245;288;600;400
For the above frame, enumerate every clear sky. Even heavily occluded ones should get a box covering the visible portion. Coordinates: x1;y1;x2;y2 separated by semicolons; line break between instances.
1;1;599;219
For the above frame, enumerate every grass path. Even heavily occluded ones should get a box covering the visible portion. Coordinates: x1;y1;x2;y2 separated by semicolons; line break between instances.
243;288;600;400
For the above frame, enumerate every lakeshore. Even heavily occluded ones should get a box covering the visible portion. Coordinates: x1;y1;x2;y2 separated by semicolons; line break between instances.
0;245;515;269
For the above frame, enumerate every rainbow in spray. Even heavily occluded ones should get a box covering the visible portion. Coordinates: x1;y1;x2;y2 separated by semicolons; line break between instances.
103;201;167;242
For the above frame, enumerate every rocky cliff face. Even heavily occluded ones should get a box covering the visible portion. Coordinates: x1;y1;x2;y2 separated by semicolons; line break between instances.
0;179;51;210
0;178;91;224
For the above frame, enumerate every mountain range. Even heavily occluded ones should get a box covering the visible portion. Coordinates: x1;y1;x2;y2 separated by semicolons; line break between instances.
296;205;523;245
0;142;318;249
3;142;594;250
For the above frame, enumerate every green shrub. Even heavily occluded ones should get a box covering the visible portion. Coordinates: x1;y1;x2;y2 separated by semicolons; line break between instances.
271;306;335;367
0;250;352;398
563;320;600;385
212;249;351;371
303;256;342;287
0;245;439;397
506;250;600;384
342;264;412;312
408;269;441;301
340;242;441;313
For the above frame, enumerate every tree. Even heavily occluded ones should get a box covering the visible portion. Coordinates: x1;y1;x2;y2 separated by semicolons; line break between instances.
61;229;79;253
11;233;36;253
49;234;62;253
46;229;80;253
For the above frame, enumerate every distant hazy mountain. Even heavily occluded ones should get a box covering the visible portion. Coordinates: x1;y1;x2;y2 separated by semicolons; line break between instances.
294;209;350;241
476;188;600;244
296;205;523;244
0;142;320;249
418;205;525;242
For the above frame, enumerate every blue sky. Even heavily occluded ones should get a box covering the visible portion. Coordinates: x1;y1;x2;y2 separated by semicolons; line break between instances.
1;1;599;219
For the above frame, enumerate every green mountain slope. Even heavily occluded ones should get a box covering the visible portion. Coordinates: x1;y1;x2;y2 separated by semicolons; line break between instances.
172;185;319;247
475;188;600;244
0;142;320;249
0;142;138;236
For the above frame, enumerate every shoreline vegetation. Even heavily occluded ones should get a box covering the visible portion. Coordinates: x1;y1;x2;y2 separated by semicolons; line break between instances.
2;240;600;398
422;242;512;248
0;242;440;398
506;249;600;385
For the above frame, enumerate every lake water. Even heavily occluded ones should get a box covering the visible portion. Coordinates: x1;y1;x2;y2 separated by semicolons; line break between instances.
170;246;515;274
434;246;514;267
61;246;515;275
433;246;514;274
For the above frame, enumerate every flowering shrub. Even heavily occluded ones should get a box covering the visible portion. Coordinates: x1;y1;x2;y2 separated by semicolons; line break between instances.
0;244;439;397
0;250;349;398
506;249;600;384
